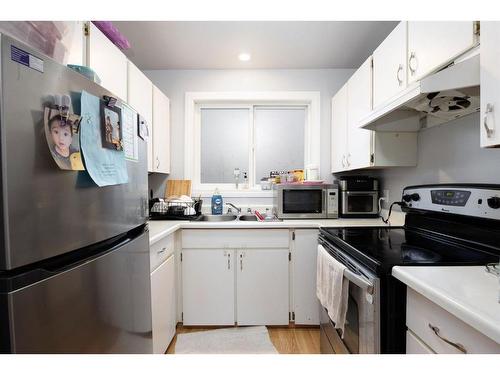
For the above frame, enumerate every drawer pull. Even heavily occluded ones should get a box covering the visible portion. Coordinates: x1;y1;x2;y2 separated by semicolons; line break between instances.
157;247;167;254
428;323;467;354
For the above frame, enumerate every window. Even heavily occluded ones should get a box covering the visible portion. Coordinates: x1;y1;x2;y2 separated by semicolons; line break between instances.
185;92;320;195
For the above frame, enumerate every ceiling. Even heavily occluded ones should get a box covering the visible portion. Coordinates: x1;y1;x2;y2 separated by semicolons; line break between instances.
114;21;398;70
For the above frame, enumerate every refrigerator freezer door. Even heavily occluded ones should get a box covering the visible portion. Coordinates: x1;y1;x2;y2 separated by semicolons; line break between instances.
0;35;148;270
1;228;152;353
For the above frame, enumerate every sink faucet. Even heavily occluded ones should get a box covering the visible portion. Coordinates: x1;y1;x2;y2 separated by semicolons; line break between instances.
226;203;242;214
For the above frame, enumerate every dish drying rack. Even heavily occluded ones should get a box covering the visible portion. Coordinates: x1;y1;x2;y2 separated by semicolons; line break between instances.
149;198;202;220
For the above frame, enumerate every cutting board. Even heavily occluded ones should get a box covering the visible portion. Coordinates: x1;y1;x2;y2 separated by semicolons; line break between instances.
165;180;192;198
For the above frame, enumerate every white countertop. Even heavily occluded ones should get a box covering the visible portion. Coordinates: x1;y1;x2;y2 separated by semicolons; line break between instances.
392;266;500;344
148;215;405;245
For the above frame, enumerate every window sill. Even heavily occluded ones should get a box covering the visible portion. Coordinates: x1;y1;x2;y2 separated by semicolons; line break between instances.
192;189;274;198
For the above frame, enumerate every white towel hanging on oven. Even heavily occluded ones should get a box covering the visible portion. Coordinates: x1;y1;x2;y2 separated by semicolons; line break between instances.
316;244;349;336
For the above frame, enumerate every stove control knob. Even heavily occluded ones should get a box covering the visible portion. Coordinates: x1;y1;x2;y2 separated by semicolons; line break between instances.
410;193;420;202
487;196;500;209
402;194;412;202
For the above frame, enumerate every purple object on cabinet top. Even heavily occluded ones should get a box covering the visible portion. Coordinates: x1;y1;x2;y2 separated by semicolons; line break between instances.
91;21;131;50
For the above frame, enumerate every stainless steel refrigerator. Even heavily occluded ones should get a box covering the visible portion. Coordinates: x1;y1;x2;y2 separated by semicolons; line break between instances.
0;34;152;353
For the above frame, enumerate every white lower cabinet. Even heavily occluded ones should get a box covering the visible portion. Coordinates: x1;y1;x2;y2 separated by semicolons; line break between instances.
182;247;290;326
406;287;500;354
236;249;289;326
406;329;435;354
292;229;320;325
151;253;176;354
182;249;235;325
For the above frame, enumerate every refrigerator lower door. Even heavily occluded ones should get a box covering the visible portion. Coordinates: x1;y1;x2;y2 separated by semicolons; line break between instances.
1;228;152;353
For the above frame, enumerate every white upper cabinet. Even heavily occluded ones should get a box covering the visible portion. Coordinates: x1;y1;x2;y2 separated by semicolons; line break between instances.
331;84;348;173
86;22;128;100
346;56;373;170
127;61;154;171
407;21;477;84
152;86;171;174
373;22;407;109
480;22;500;148
331;54;417;173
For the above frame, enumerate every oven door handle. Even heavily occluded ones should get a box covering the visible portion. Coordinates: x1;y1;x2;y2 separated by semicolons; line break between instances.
343;268;374;295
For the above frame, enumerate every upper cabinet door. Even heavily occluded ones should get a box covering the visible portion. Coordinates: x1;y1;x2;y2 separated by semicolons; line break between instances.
346;56;373;170
373;22;407;109
87;23;128;101
480;22;500;148
152;86;171;174
127;61;153;171
407;21;477;84
331;84;348;173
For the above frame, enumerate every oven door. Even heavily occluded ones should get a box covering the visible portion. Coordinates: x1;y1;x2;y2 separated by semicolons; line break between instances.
319;243;380;354
277;187;326;219
340;191;378;216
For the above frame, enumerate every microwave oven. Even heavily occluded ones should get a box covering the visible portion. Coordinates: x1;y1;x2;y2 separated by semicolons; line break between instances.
273;184;339;219
338;177;379;218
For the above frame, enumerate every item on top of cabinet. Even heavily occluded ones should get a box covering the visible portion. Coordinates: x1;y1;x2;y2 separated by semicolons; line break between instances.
305;164;320;181
338;176;379;218
211;188;223;215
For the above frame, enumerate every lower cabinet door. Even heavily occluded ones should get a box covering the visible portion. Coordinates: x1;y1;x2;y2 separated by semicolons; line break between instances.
182;249;235;325
293;229;320;325
151;254;176;354
236;249;289;325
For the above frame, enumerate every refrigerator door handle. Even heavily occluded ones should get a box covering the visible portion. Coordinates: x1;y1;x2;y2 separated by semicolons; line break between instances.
42;226;145;275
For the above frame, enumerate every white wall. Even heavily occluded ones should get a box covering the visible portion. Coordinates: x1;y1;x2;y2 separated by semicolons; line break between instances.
145;68;354;199
378;113;500;207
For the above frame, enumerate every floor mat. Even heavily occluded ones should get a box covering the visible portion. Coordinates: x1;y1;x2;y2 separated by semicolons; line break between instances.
174;326;279;354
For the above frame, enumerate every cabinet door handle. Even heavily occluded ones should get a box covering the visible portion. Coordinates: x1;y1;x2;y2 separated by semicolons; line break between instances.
346;153;351;167
156;157;160;169
341;154;346;168
396;64;403;86
157;247;167;254
409;52;418;75
484;103;494;138
227;252;231;270
240;253;243;271
428;323;467;354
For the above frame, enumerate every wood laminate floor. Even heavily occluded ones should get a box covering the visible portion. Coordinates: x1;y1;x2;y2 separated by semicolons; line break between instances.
166;325;320;354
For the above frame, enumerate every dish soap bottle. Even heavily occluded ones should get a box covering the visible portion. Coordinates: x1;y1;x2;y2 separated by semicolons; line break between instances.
211;188;223;215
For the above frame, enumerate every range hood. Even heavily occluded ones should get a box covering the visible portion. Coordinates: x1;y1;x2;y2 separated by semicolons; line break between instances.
360;52;480;132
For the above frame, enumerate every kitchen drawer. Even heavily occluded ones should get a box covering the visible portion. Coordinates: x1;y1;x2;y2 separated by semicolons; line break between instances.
181;229;289;249
406;287;500;354
406;329;435;354
150;234;175;272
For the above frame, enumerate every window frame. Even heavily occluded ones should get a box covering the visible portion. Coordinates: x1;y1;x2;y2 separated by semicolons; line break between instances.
185;91;321;196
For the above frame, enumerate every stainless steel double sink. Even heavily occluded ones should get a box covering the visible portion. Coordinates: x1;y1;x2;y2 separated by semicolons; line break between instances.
195;214;258;222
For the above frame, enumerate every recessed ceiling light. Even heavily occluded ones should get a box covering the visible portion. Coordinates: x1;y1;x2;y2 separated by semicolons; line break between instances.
238;53;251;62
